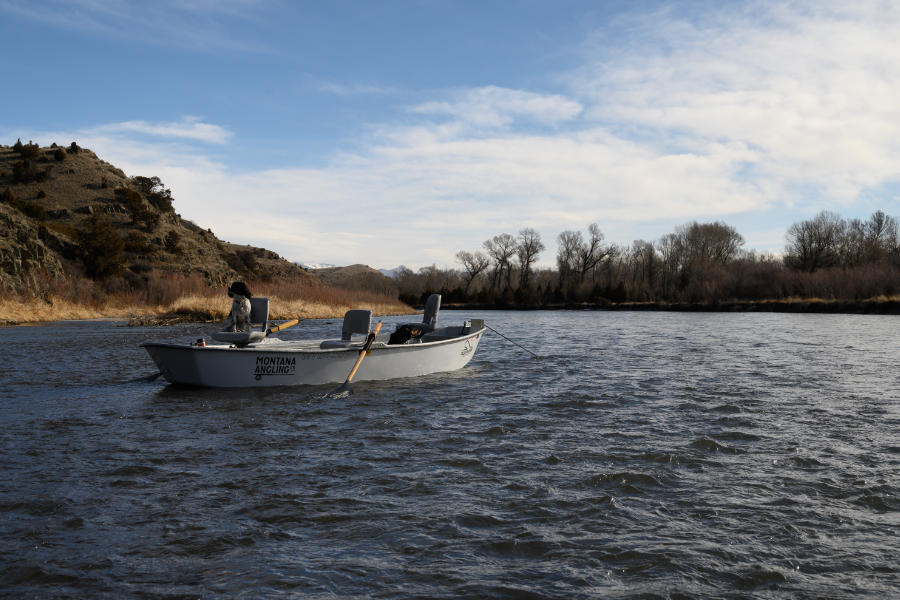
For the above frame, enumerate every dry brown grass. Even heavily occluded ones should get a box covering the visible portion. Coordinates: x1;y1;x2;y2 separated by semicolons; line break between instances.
153;292;412;321
0;272;415;325
760;294;900;305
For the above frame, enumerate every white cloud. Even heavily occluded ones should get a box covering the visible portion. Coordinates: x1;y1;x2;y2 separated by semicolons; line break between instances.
411;86;583;129
51;121;766;268
571;1;900;205
91;117;233;144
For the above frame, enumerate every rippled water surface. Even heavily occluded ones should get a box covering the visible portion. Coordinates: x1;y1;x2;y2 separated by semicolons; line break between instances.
1;311;899;598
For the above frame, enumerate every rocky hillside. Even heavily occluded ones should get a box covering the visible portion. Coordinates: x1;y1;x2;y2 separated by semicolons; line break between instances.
0;140;318;295
311;264;399;298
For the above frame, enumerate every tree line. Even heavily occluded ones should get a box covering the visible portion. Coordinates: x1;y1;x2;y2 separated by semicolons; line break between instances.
394;210;900;306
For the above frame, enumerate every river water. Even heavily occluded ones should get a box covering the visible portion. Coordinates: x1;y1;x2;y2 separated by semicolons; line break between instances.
1;311;898;598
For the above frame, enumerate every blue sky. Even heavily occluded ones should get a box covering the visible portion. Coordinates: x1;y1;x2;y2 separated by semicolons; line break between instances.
2;0;899;269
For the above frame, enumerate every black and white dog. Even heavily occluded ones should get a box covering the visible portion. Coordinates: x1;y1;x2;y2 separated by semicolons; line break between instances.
222;281;253;332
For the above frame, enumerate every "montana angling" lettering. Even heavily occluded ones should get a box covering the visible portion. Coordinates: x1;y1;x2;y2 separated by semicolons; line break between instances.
254;355;296;377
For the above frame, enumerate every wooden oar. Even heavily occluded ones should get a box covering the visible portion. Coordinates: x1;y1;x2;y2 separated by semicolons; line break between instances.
328;320;383;398
266;318;299;336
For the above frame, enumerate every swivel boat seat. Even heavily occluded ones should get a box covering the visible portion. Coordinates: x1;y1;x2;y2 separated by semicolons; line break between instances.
320;309;373;349
388;294;441;344
211;297;270;346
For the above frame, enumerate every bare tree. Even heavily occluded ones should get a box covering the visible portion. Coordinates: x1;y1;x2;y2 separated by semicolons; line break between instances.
629;240;658;298
556;230;582;291
516;228;544;290
785;211;845;272
483;233;517;291
577;223;611;283
656;232;679;299
863;210;899;264
455;250;490;295
829;210;899;267
676;221;745;266
554;224;613;296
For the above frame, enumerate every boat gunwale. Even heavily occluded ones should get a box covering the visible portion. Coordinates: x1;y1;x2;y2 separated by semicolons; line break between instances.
140;326;486;354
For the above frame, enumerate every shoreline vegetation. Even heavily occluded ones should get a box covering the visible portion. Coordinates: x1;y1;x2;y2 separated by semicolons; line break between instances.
392;213;900;315
3;293;898;327
0;295;415;327
443;295;900;314
0;277;414;326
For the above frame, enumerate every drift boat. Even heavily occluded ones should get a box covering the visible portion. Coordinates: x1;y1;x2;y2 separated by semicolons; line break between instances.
141;294;486;388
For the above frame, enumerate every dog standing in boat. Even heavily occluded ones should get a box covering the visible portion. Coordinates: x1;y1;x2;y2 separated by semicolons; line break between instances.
221;281;253;332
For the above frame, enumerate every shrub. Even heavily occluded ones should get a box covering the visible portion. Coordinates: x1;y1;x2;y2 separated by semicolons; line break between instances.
69;141;81;154
225;249;259;274
77;212;126;278
46;221;78;239
116;186;159;232
124;231;157;256
164;230;182;254
129;261;152;273
1;186;49;220
36;190;46;199
53;148;67;161
14;141;41;160
12;159;51;184
132;175;174;212
12;138;24;153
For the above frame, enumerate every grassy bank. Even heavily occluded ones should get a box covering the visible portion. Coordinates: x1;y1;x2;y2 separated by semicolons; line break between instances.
0;276;414;326
0;295;414;326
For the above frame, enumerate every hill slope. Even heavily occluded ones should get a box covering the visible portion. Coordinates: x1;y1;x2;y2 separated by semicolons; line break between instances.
312;264;399;298
0;140;318;295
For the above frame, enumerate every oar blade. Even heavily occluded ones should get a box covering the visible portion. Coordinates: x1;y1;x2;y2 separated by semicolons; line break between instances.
325;382;353;399
323;320;383;399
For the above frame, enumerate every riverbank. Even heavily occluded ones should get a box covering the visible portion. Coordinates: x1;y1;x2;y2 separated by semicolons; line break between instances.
442;295;900;314
5;294;898;326
0;294;415;326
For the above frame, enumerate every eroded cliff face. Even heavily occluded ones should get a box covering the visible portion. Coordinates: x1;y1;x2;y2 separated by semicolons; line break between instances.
0;203;66;291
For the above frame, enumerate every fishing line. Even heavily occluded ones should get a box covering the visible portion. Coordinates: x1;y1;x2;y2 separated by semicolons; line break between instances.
485;324;541;359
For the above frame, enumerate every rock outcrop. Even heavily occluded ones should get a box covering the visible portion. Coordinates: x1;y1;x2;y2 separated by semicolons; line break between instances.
0;141;318;295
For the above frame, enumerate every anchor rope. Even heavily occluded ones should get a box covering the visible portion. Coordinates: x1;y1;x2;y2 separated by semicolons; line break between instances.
485;324;540;359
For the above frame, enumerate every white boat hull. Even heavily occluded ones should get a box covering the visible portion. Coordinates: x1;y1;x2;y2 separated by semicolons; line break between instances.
142;326;485;388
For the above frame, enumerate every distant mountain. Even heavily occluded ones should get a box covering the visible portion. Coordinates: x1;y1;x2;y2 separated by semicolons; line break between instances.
379;265;408;278
0;141;318;293
295;263;407;278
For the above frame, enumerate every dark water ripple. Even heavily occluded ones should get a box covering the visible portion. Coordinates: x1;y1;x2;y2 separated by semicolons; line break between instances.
1;312;898;598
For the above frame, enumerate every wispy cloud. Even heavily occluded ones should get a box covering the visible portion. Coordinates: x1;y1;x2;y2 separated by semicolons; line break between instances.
411;86;583;129
0;0;272;53
91;117;233;144
314;81;399;97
